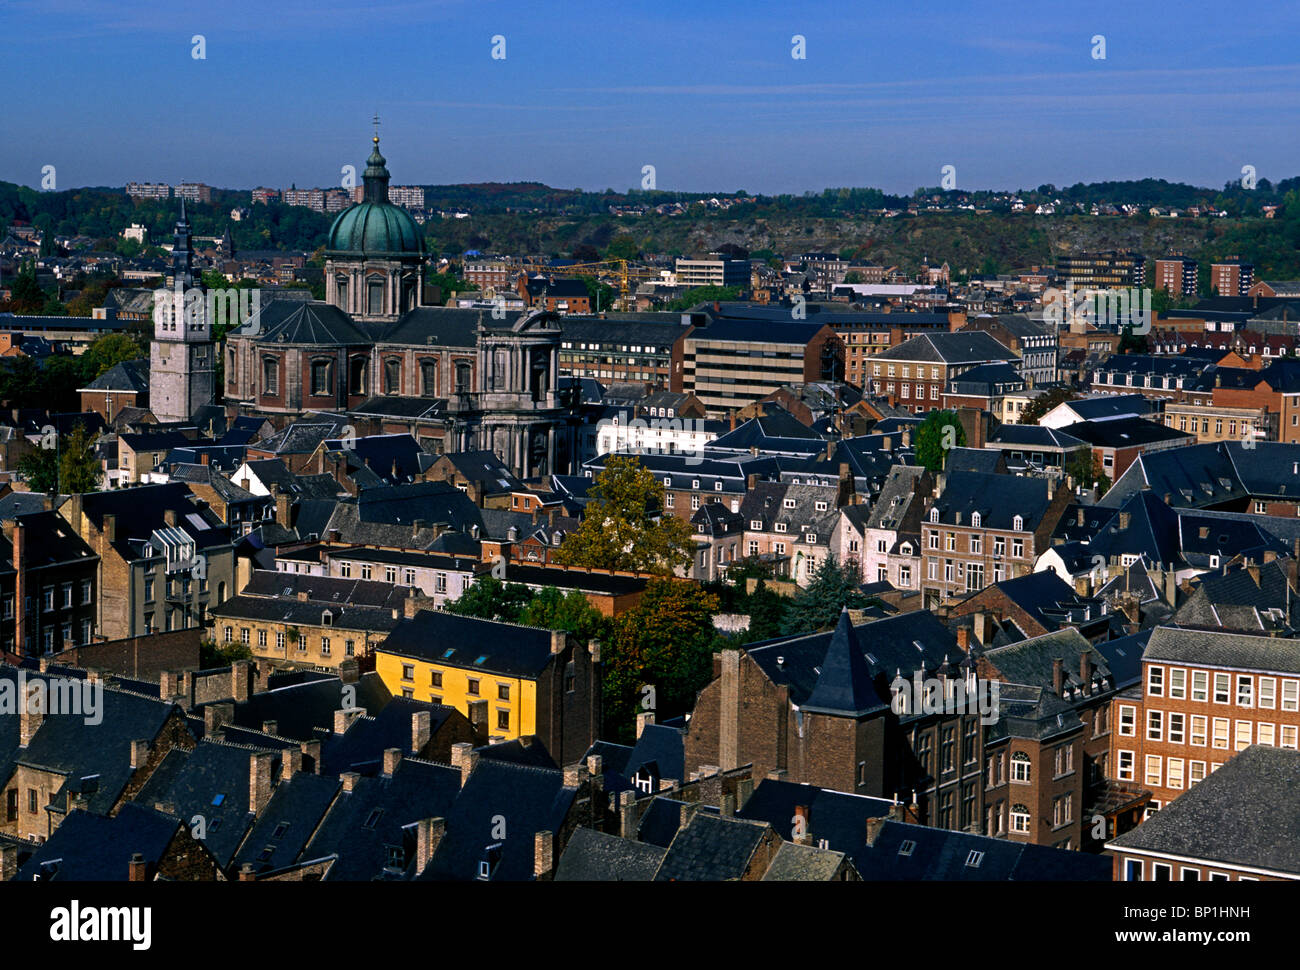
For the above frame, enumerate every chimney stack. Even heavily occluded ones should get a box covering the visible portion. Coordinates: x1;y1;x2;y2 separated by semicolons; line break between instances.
333;707;362;734
534;830;554;879
416;817;445;875
249;751;275;815
450;742;478;786
129;739;150;769
636;711;655;738
382;747;402;777
128;853;148;882
1052;658;1064;695
411;710;432;754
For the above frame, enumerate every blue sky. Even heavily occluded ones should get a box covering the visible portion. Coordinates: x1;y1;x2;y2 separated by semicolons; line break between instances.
3;0;1299;195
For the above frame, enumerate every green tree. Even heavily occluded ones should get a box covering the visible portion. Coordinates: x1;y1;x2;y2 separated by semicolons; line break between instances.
743;580;789;643
445;576;534;623
603;235;640;261
80;332;147;380
554;455;694;574
914;409;967;472
59;423;101;493
604;579;720;742
1018;386;1077;426
519;586;609;643
16;446;58;493
6;262;45;313
1065;449;1110;495
781;557;875;636
663;285;742;312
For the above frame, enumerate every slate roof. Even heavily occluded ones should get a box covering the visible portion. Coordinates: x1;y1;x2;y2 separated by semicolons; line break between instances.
231;772;342;874
969;571;1103;634
13;672;181;819
736;779;893;872
930;470;1054;531
305;757;462;881
653;812;773;881
859;819;1111;880
379;610;558;677
137;739;279;868
803;610;888;717
553;826;667;881
871;330;1019;364
215;671;393;742
243;301;371;345
18;803;185;882
746;610;960;710
943;446;1005;475
319;697;463;776
1142;625;1300;675
1108;745;1300;874
1058;416;1193;449
79;482;233;559
761;841;853;880
436;450;523;492
0;510;96;572
422;759;576;881
79;358;149;393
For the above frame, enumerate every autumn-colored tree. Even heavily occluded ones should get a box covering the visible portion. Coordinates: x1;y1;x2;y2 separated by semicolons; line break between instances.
1018;386;1077;426
603;579;720;743
554;455;693;575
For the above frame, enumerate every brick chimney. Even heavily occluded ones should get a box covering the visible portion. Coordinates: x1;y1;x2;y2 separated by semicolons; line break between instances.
450;742;478;786
19;679;43;746
956;627;970;652
128;853;148;882
333;707;361;734
533;830;555;879
1080;651;1092;689
1052;658;1064;695
467;698;489;744
793;804;811;844
411;710;432;754
382;747;402;777
340;771;360;792
416;817;445;874
130;739;150;769
636;711;655;739
274;486;291;528
231;660;252;703
301;738;321;774
280;746;302;782
204;701;233;736
249;751;275;814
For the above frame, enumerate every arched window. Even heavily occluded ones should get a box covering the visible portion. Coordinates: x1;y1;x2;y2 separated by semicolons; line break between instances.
349;357;367;396
217;582;227;605
1010;804;1031;833
971;511;981;528
262;356;279;396
336;276;349;310
455;361;472;393
1011;752;1031;782
420;359;438;397
1012;514;1024;532
311;358;333;396
930;508;939;523
384;358;402;395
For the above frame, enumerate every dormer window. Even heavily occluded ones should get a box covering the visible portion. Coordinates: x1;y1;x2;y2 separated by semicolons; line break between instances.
714;481;723;491
971;511;981;528
663;477;672;487
750;519;763;530
815;501;827;511
1012;514;1023;531
930;508;940;523
784;498;796;509
775;522;788;533
692;479;700;489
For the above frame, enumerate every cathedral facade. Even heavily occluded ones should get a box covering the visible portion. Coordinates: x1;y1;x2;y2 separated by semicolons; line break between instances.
223;134;567;478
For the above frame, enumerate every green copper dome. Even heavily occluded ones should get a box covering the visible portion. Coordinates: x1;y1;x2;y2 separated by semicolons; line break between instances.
326;134;425;256
327;201;424;256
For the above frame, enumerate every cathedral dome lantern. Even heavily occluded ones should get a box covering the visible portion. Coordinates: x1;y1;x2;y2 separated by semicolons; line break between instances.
324;130;427;321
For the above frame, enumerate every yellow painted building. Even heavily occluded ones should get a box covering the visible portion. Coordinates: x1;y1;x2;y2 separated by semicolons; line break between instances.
374;609;601;761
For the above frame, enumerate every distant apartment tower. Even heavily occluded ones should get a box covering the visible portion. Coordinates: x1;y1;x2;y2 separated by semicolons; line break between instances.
323;189;351;213
1212;258;1254;297
676;255;749;289
1154;256;1198;296
251;187;281;205
126;182;171;201
388;185;425;209
174;182;212;204
283;187;326;211
1056;251;1146;288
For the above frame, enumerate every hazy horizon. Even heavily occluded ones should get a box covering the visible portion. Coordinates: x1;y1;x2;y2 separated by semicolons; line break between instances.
4;0;1299;195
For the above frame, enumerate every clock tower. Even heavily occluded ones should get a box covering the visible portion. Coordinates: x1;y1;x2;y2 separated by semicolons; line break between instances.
151;200;215;422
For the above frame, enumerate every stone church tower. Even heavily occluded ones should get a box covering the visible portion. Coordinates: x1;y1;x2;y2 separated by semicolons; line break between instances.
151;200;216;422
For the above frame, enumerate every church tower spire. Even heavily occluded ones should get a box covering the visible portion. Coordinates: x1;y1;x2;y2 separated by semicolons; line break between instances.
169;197;197;290
362;127;390;205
